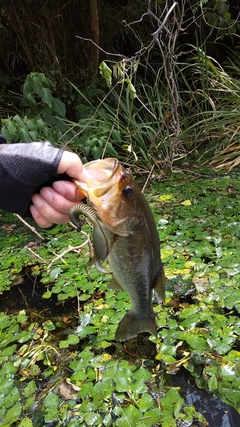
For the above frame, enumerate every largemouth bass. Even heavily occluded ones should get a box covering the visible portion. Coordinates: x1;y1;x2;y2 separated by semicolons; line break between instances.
70;158;166;341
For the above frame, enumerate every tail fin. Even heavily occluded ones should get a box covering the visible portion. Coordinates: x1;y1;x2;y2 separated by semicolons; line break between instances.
115;310;157;341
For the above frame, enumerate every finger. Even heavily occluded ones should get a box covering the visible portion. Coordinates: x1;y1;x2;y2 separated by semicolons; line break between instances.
39;187;79;214
29;205;54;228
57;152;83;181
52;180;85;202
31;193;72;224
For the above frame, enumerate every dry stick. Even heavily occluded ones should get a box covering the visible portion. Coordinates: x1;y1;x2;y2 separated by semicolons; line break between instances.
31;275;38;298
47;240;90;269
129;1;178;58
75;36;125;58
14;214;45;241
76;2;177;63
52;251;67;265
76;2;178;157
141;163;155;194
47;228;93;269
69;223;94;259
75;283;81;318
25;246;46;263
18;285;30;310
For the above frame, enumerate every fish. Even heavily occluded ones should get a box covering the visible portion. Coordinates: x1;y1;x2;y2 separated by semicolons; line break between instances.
69;158;166;341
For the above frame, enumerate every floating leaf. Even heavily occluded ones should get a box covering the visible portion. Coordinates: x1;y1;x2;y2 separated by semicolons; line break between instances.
208;375;218;391
2;402;22;426
181;199;192;206
159;194;174;202
19;418;33;427
24;381;37;398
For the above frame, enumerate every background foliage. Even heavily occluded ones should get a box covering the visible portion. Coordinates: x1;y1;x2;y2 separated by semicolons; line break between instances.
0;0;240;169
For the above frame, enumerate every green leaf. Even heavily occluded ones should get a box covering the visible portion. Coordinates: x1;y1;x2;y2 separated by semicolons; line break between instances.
24;380;37;398
208;375;218;391
0;313;11;330
127;79;136;99
40;87;52;107
42;290;52;299
3;402;22;425
17;310;28;324
19;418;33;427
44;392;60;422
115;406;142;427
52;98;66;117
50;267;62;278
67;334;80;345
99;61;112;88
105;142;119;157
91;146;102;159
84;411;101;426
139;393;155;412
59;340;69;349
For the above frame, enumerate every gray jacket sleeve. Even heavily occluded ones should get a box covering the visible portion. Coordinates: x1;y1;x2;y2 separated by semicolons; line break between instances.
0;141;64;216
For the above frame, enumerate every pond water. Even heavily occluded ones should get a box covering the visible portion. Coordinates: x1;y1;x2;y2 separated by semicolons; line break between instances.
173;368;240;427
1;278;239;427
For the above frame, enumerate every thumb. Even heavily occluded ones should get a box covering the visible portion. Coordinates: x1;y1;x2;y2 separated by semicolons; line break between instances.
57;151;83;181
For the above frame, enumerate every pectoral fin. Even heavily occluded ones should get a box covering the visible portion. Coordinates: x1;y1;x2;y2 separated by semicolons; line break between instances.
109;276;124;291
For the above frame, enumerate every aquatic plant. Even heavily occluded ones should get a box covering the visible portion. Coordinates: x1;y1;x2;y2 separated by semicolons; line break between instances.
0;169;239;425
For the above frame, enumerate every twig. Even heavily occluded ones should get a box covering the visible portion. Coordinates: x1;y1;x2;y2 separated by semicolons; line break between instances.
31;276;37;297
14;214;45;241
70;225;94;260
75;36;125;58
141;163;155;194
47;239;91;269
76;2;178;62
25;246;46;262
18;285;30;310
52;251;67;264
75;283;81;318
129;2;178;58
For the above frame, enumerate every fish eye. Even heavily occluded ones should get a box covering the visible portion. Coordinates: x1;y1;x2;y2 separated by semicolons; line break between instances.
122;186;133;197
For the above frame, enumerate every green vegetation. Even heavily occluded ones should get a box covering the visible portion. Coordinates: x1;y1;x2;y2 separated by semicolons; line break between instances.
0;171;239;425
0;0;240;425
0;1;240;169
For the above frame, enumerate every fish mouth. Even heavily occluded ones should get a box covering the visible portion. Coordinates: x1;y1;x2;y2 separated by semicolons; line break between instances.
74;158;122;197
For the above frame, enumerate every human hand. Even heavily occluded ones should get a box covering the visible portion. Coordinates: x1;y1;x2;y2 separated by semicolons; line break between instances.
30;151;85;228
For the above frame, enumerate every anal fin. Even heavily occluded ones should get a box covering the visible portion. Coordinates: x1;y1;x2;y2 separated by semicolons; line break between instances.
154;268;166;303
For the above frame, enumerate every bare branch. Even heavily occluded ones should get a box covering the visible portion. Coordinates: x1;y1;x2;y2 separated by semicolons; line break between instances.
47;240;90;269
14;214;45;240
75;36;125;58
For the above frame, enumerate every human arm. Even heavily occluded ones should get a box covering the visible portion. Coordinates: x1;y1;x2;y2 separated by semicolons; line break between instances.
0;141;85;226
